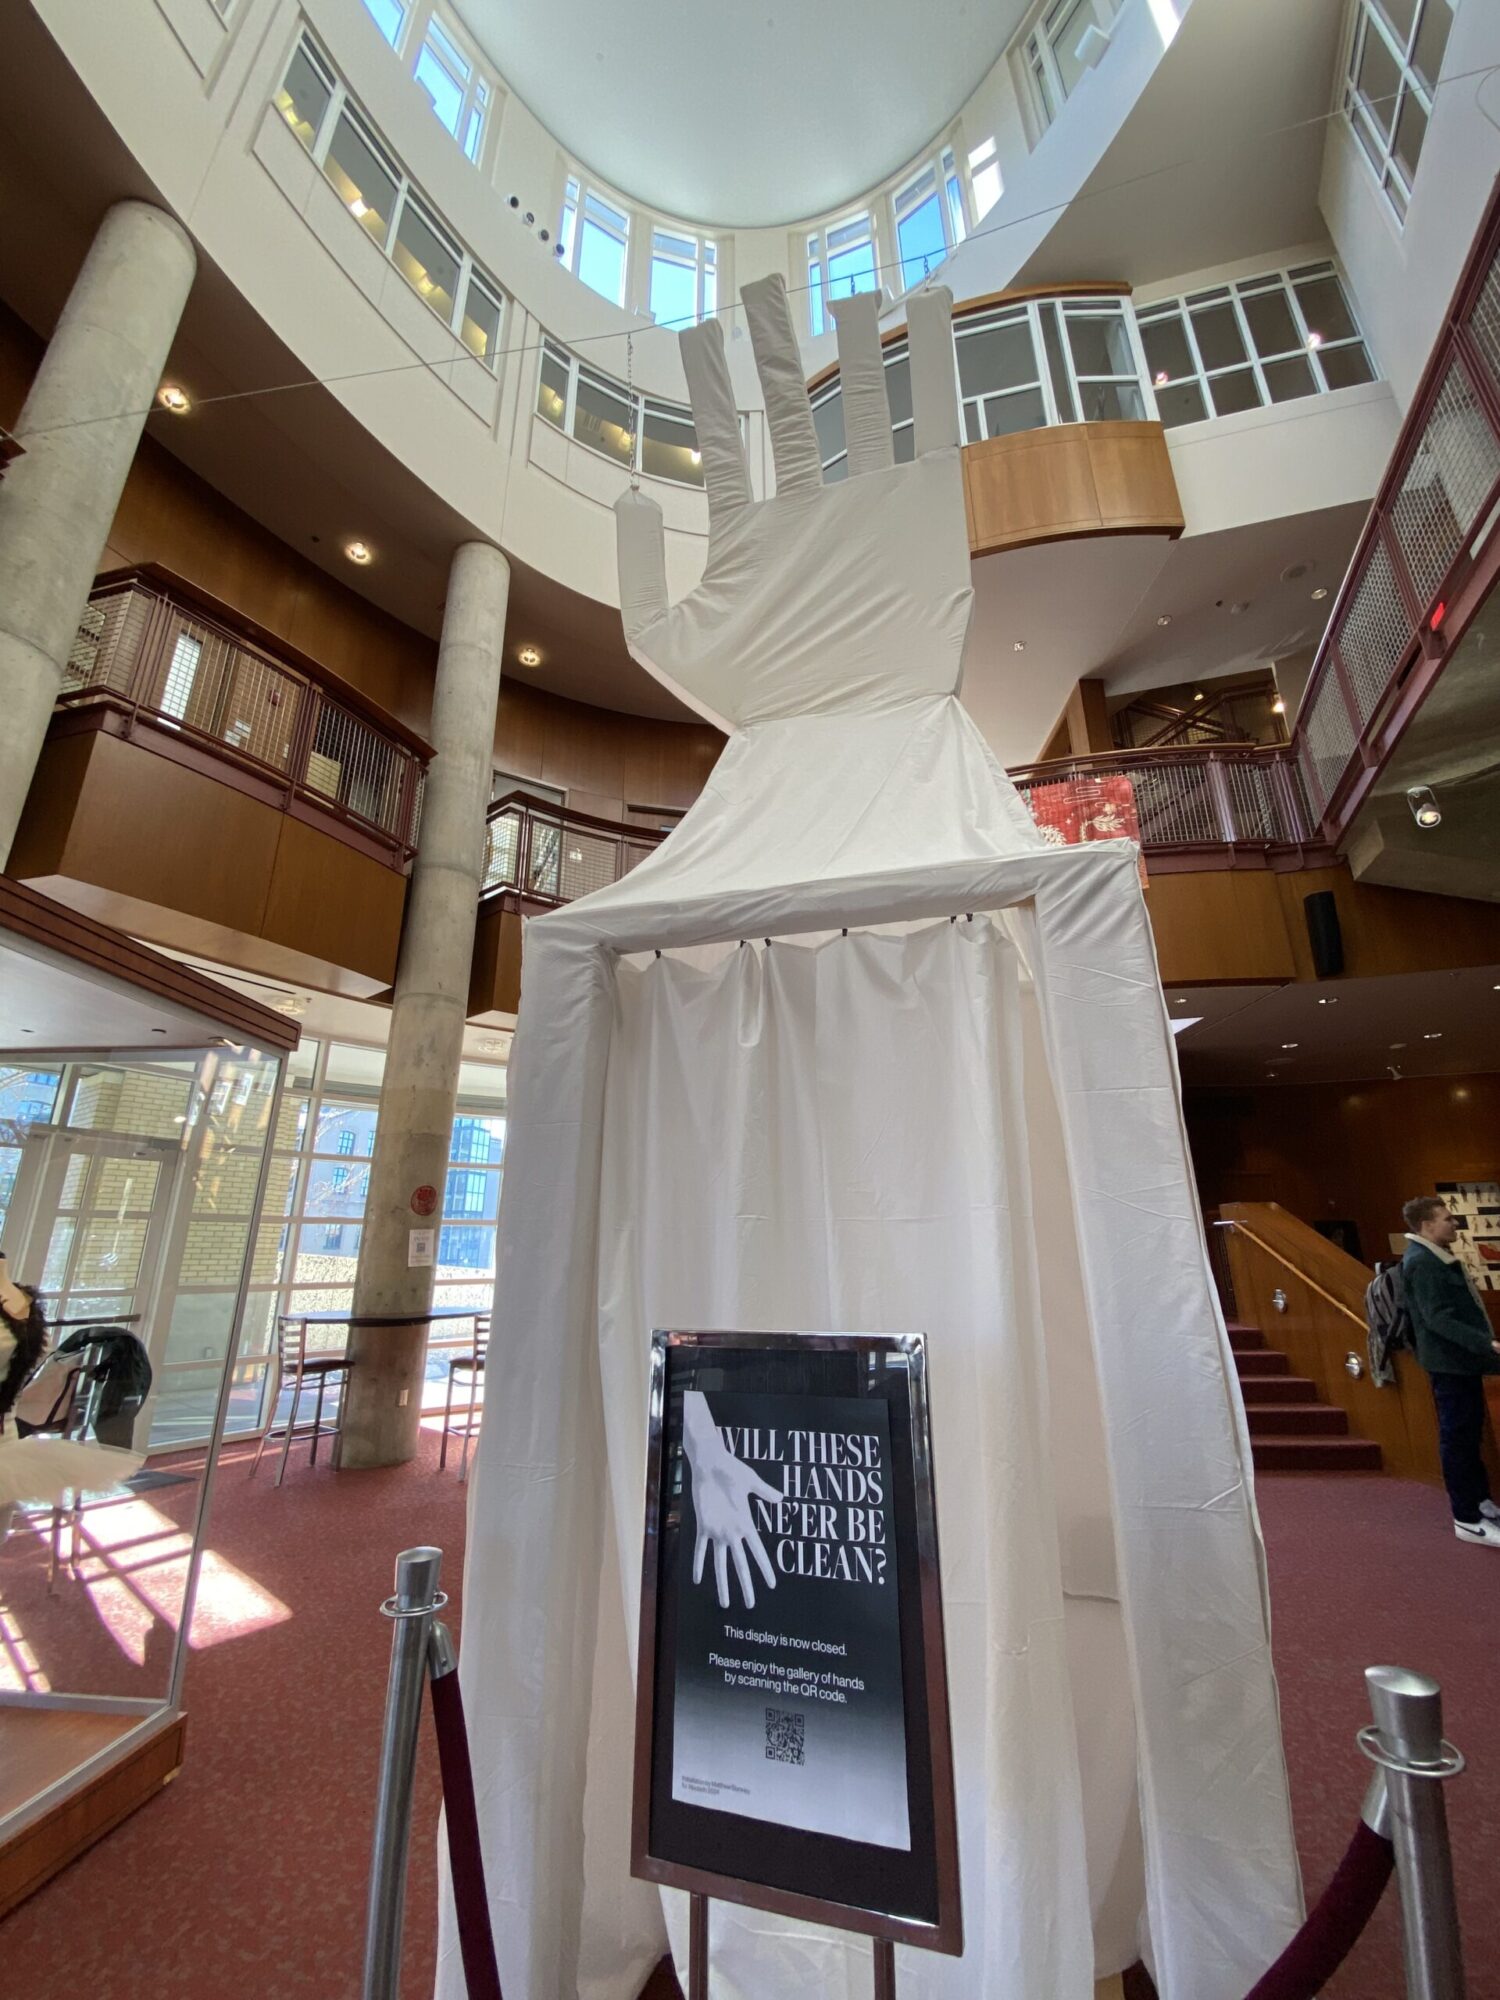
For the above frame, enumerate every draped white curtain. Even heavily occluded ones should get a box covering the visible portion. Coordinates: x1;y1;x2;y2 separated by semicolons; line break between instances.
580;919;1140;1999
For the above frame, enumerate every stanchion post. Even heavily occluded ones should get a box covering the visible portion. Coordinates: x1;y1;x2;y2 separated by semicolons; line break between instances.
363;1546;446;2000
1360;1665;1466;2000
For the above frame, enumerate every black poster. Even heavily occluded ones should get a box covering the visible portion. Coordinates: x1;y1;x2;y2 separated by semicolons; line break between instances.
632;1332;961;1953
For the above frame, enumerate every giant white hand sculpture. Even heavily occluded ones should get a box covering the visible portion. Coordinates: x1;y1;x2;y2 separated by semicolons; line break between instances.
681;1390;782;1612
615;277;974;731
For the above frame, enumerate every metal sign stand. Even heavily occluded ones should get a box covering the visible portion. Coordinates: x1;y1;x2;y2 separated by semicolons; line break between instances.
687;1894;897;1997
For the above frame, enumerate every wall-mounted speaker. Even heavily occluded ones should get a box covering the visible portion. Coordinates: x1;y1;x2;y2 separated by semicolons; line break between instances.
1304;890;1344;979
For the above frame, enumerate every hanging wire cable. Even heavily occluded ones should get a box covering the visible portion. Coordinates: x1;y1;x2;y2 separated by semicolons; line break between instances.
12;62;1498;442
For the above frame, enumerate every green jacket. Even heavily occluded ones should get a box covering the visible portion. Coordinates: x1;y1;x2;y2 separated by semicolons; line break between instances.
1402;1239;1500;1377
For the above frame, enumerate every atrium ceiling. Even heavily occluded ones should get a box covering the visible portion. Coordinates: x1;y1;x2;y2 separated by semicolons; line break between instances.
451;0;1031;226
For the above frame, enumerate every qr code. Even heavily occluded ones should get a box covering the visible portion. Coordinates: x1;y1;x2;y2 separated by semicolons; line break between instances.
764;1707;805;1765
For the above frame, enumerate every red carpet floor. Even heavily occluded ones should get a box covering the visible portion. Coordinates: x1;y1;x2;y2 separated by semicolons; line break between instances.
2;1449;1495;1999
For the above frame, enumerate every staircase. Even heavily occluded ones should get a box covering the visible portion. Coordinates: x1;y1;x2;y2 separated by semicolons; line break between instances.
1228;1320;1382;1473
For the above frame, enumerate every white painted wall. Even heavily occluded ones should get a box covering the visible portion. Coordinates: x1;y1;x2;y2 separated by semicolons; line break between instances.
1319;0;1500;413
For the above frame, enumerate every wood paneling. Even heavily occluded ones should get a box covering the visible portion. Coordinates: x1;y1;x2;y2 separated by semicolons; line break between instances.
963;421;1183;557
1146;870;1296;986
468;900;525;1017
1222;1202;1440;1482
0;1712;186;1919
1274;867;1500;980
9;728;404;990
1145;864;1500;989
1190;1074;1500;1285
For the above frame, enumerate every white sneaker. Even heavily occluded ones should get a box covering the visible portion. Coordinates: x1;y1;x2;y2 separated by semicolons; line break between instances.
1481;1498;1500;1522
1454;1518;1500;1547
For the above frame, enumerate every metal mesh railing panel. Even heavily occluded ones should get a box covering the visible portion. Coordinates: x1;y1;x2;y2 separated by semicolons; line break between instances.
1299;673;1358;810
1338;538;1412;728
1468;250;1500;388
64;586;153;696
1219;758;1289;842
304;701;411;839
482;807;522;893
1390;356;1500;610
1112;760;1219;845
558;830;622;901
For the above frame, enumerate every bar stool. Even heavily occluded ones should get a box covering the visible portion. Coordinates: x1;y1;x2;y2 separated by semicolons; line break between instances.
251;1316;351;1487
438;1314;489;1482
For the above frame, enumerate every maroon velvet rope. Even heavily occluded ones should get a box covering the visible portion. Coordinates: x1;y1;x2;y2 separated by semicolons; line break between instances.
429;1667;504;2000
1242;1820;1394;2000
428;1659;1390;2000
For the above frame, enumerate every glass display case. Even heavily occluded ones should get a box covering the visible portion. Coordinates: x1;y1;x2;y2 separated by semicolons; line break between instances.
0;878;295;1914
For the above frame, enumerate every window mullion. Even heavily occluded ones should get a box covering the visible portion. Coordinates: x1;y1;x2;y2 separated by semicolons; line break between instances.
563;352;579;435
311;81;344;166
1229;287;1272;404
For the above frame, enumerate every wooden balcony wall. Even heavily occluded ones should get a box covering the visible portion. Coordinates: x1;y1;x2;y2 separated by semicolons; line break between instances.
11;722;409;995
962;421;1184;557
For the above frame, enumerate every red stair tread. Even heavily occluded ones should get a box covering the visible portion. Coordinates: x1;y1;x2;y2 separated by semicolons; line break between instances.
1245;1404;1350;1436
1238;1375;1319;1403
1228;1324;1267;1350
1234;1350;1292;1377
1252;1437;1383;1472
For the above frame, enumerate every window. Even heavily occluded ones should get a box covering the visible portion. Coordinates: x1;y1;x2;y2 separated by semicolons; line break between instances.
1024;0;1110;129
360;0;408;47
413;12;490;162
273;37;507;371
1137;263;1376;428
894;167;951;292
559;178;630;306
324;104;401;248
650;230;717;326
807;214;877;335
968;137;1002;220
160;633;202;722
535;337;707;487
1343;0;1452;219
943;148;967;247
276;36;335;150
811;341;915;481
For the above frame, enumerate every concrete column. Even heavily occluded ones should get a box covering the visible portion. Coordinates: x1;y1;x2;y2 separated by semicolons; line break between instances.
342;541;509;1468
0;200;196;864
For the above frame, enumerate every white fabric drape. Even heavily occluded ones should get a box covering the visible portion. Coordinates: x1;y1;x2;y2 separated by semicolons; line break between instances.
593;922;1096;1998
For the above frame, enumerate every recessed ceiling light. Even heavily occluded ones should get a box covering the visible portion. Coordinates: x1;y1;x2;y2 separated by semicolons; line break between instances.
1281;1042;1298;1049
1306;330;1324;349
1193;690;1204;702
1012;640;1026;652
689;449;702;466
1156;614;1172;627
345;540;373;565
1271;696;1286;713
1317;996;1337;1005
157;383;191;415
1311;586;1329;600
1423;1032;1442;1040
1390;1042;1406;1050
478;1036;506;1055
517;645;542;667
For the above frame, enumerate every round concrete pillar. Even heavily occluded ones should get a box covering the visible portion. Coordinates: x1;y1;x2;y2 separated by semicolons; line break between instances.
342;540;510;1468
0;199;196;863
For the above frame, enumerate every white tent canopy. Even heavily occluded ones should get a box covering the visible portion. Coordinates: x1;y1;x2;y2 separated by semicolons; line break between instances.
438;278;1302;2000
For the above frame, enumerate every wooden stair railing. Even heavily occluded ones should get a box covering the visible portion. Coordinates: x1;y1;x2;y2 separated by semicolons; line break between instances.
1219;1203;1442;1484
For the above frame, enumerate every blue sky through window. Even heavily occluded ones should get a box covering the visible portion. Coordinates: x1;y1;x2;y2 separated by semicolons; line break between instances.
360;0;405;48
897;191;947;291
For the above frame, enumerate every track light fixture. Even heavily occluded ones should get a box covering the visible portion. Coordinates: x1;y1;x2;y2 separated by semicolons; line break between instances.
1406;784;1441;830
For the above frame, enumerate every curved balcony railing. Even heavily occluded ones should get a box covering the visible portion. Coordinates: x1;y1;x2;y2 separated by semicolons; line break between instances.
61;570;431;865
1292;182;1500;841
480;743;1321;913
481;791;666;903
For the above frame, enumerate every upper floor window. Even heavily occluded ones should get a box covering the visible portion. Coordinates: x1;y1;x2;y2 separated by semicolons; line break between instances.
274;34;506;369
968;137;1003;220
1023;0;1112;129
650;230;718;326
357;1;495;163
559;179;631;307
413;14;490;163
361;0;407;46
807;214;877;336
893;153;966;292
536;336;709;488
1343;0;1452;221
1136;263;1375;426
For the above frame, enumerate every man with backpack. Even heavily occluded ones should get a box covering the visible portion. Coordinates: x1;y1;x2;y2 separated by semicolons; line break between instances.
1401;1194;1500;1548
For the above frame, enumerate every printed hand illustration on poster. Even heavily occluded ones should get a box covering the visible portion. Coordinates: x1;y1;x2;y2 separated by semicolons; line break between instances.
682;1389;780;1610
